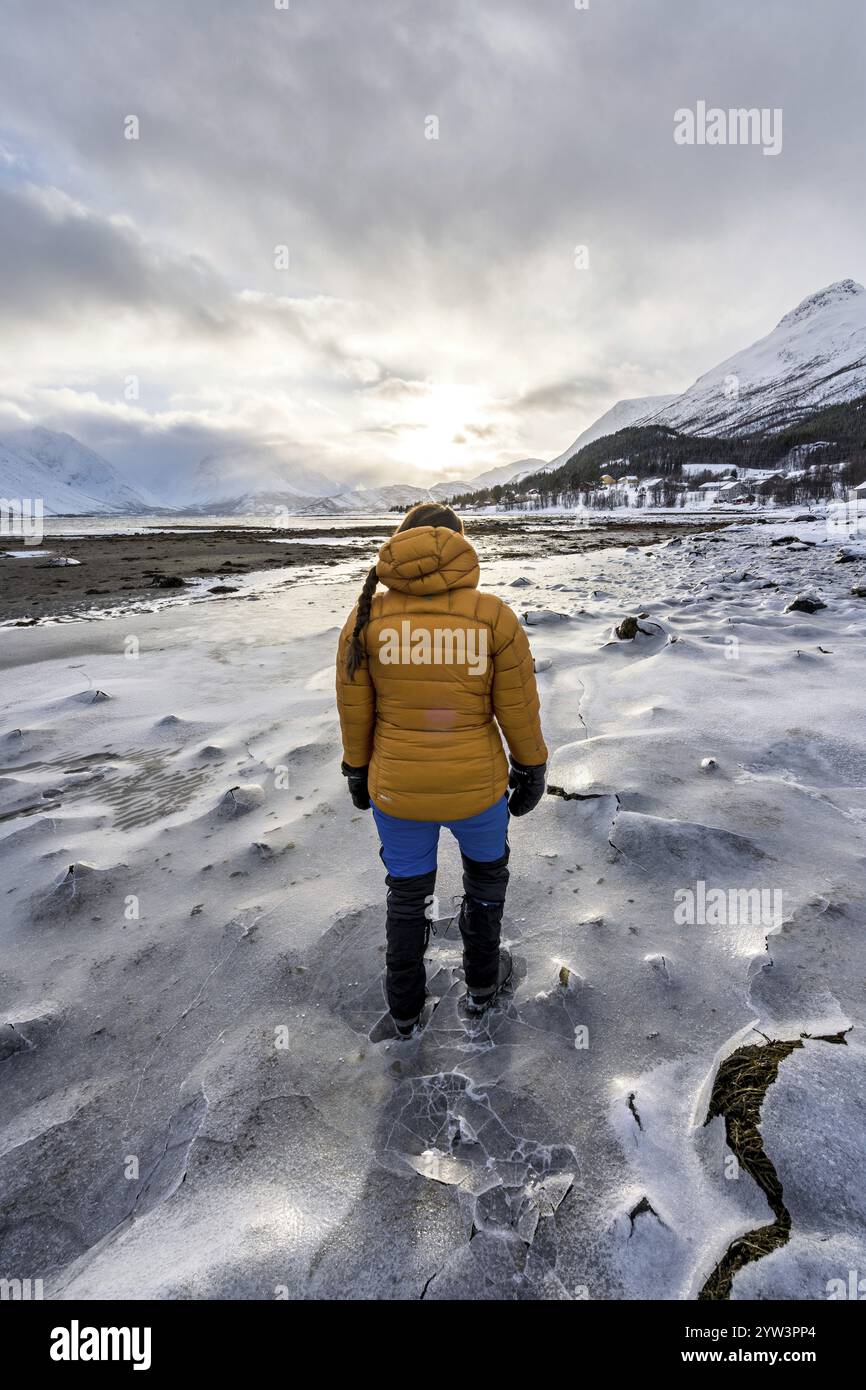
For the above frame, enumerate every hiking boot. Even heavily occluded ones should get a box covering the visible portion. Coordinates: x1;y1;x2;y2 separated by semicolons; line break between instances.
391;994;438;1040
465;946;513;1013
393;1013;420;1039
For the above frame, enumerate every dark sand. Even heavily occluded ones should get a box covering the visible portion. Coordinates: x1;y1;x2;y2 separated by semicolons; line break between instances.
0;517;729;624
0;529;362;623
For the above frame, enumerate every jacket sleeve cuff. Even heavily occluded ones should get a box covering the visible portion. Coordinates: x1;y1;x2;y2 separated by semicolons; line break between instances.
509;756;547;773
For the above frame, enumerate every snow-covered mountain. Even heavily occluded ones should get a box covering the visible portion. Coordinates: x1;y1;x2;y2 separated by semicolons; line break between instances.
191;449;342;504
536;280;866;477
0;427;151;514
186;449;448;515
643;279;866;436
429;459;547;500
428;479;471;501
468;458;547;491
543;395;682;472
180;481;437;517
296;483;434;514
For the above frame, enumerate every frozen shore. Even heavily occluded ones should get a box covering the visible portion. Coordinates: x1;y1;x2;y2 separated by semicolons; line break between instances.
1;514;865;1299
1;514;724;624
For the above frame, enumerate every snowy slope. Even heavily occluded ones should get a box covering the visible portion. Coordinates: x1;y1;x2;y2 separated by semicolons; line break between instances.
188;450;445;516
304;483;433;514
468;458;547;491
645;279;866;436
191;450;343;504
544;396;681;472
428;461;547;501
429;479;471;501
0;428;150;514
180;482;436;517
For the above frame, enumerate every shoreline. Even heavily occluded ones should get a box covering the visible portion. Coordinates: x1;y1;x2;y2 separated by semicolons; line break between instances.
1;516;731;625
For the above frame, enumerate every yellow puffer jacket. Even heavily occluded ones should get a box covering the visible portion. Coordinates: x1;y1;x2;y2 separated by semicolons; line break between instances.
336;525;548;821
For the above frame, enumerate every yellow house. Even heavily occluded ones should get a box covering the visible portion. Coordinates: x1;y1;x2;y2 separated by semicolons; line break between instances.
599;474;616;486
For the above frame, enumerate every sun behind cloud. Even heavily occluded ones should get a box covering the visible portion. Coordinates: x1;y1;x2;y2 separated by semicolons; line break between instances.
361;380;503;480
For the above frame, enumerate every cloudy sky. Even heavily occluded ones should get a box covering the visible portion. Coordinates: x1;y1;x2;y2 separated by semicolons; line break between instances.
0;0;863;498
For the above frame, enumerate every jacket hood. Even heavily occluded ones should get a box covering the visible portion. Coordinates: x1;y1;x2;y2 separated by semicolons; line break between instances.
376;525;480;596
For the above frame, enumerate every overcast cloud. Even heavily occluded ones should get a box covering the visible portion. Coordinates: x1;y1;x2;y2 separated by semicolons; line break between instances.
0;0;863;495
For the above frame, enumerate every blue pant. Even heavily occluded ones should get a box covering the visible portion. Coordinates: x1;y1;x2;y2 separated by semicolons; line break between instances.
372;794;509;878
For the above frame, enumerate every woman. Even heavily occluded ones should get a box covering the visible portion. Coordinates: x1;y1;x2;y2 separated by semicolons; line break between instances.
336;502;547;1037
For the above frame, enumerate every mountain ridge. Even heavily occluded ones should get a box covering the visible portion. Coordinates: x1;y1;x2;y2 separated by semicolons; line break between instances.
639;278;866;437
3;280;864;515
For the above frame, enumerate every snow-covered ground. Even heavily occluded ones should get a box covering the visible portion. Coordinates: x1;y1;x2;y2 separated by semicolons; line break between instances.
1;517;865;1300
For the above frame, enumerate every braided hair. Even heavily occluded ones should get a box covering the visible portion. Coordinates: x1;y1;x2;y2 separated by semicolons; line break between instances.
345;564;379;679
344;502;464;679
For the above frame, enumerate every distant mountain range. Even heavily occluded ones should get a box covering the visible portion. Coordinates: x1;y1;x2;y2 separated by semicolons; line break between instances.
179;482;446;517
181;448;551;514
192;449;342;503
2;280;864;516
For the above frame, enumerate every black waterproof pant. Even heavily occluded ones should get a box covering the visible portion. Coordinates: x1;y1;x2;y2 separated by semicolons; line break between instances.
384;847;510;1020
384;868;436;1022
458;847;510;991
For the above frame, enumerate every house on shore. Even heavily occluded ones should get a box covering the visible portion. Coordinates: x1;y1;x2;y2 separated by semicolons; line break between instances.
717;478;751;501
635;476;686;502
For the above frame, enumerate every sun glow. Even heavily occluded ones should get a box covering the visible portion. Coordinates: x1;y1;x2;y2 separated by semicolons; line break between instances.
388;383;495;478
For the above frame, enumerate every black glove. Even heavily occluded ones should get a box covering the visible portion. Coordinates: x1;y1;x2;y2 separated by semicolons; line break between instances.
507;758;546;817
341;761;371;810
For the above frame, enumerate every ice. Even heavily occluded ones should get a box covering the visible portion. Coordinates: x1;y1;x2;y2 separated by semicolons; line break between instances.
730;1232;866;1301
0;516;865;1299
729;1036;866;1299
758;1040;866;1235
